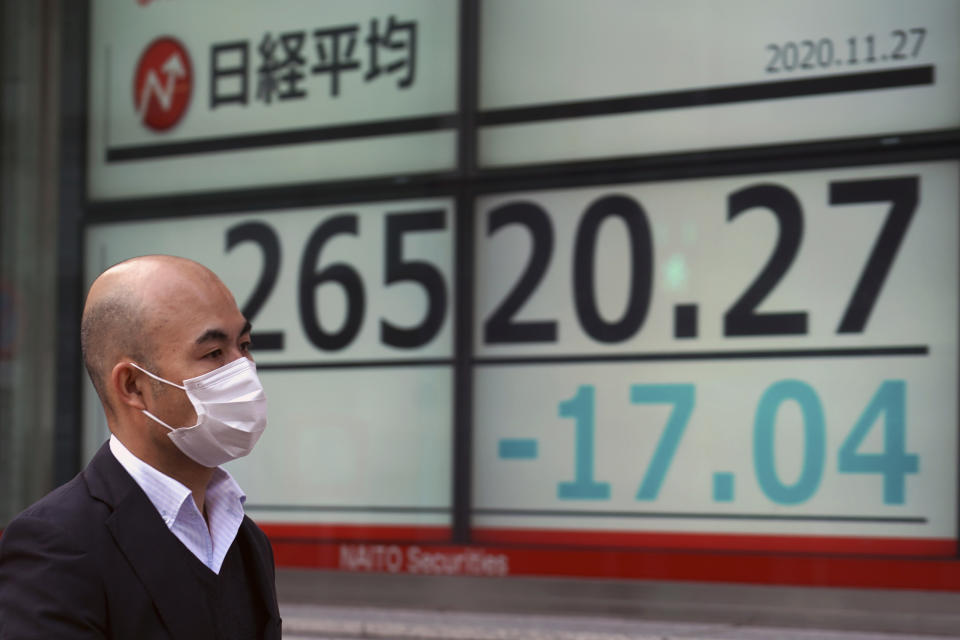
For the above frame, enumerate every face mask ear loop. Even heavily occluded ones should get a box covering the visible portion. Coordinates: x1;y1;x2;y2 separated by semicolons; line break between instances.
128;363;192;431
127;362;187;390
142;410;176;433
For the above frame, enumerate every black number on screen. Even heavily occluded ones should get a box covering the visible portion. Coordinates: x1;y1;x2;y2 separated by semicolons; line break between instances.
909;28;926;57
830;176;918;333
382;210;448;348
724;184;808;336
573;195;653;343
765;45;780;72
800;40;816;69
484;202;558;343
225;221;285;351
890;30;908;60
816;38;834;66
298;214;365;351
865;34;876;62
782;42;798;70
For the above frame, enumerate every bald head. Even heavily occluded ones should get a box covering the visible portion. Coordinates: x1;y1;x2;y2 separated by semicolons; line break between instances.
81;255;234;412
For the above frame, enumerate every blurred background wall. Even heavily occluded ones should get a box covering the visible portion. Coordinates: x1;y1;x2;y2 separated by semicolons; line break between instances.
0;0;60;524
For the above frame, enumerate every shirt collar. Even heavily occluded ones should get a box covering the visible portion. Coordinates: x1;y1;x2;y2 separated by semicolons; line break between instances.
108;434;246;526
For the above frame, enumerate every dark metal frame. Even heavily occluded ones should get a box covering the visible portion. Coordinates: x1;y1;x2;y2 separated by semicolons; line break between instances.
54;0;89;486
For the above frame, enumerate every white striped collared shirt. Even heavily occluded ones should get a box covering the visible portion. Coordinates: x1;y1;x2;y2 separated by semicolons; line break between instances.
108;434;246;574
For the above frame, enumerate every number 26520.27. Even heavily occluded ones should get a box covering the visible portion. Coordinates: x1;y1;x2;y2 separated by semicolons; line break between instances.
224;176;917;353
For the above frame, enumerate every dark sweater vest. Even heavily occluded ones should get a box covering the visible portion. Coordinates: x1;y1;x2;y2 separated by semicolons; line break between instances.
183;533;269;639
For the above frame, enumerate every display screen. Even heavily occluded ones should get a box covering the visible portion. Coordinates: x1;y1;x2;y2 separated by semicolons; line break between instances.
472;161;958;550
84;160;958;553
85;199;456;527
82;0;960;578
87;0;458;199
479;0;960;166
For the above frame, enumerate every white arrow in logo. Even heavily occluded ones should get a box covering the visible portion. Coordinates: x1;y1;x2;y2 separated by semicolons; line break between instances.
137;52;187;120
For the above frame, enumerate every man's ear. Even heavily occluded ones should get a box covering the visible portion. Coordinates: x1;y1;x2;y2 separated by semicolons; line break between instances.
111;362;148;411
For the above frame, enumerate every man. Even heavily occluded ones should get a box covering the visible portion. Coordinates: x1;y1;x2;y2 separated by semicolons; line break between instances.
0;255;281;639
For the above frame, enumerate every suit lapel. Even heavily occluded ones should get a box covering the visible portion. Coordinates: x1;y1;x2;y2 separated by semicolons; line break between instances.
238;518;282;626
85;443;217;639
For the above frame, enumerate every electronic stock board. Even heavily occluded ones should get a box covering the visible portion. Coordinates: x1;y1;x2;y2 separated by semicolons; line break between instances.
85;0;960;583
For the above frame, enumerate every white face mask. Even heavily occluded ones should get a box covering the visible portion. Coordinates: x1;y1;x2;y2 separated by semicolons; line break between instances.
129;357;268;468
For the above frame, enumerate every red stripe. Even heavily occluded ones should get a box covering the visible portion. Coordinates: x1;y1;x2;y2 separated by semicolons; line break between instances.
259;523;960;591
268;539;960;591
506;547;960;591
258;522;450;542
472;527;956;555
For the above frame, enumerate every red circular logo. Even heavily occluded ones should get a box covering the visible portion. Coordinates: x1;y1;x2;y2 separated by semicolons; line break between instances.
133;37;193;131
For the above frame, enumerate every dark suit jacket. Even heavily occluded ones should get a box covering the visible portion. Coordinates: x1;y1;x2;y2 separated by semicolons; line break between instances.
0;442;282;639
